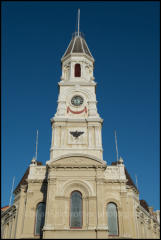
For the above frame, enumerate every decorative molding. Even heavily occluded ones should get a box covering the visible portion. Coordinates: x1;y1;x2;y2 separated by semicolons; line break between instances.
51;117;103;123
55;196;69;200
43;225;55;231
47;153;106;165
48;178;57;184
67;106;87;114
104;198;121;210
96;226;108;231
27;191;34;196
61;179;95;197
27;179;46;183
61;52;94;64
104;166;126;180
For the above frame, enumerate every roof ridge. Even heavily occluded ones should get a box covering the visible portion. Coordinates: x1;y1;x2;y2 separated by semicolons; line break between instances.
62;34;93;59
71;35;77;54
63;38;73;58
83;38;93;58
80;36;85;54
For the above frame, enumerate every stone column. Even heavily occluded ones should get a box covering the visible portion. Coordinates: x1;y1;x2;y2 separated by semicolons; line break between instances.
15;186;27;238
85;196;89;228
98;126;102;147
60;123;66;147
88;126;93;148
82;196;88;228
71;62;73;80
9;218;13;239
11;216;16;239
51;125;54;147
63;196;69;229
95;126;100;147
43;167;56;238
5;223;9;239
54;127;58;147
96;174;108;239
88;102;97;117
96;181;105;228
120;191;128;237
95;125;102;147
88;196;97;229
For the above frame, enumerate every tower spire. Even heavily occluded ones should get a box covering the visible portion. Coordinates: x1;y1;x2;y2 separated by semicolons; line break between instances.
78;8;80;36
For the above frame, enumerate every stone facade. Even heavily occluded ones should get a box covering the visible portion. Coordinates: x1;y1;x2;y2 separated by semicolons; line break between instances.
1;158;160;239
1;26;160;239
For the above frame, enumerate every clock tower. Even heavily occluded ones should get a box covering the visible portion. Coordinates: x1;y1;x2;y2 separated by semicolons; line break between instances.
48;28;104;163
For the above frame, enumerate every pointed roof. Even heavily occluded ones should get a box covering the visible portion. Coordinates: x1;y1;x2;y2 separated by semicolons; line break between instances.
62;32;94;60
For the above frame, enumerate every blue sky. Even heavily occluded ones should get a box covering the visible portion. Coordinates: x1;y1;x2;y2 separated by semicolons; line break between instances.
2;1;160;210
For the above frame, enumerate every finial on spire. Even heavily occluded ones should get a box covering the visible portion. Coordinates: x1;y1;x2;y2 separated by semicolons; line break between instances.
78;8;80;36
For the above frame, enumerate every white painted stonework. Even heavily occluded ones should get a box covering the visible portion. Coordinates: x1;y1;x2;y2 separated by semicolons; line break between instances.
28;165;46;181
49;43;103;162
104;165;126;180
61;55;94;82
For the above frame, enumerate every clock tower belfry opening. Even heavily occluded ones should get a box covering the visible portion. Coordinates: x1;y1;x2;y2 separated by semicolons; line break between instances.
48;11;104;164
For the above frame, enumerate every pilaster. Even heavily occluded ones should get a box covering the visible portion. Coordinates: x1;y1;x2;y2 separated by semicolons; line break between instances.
14;186;27;238
43;168;57;237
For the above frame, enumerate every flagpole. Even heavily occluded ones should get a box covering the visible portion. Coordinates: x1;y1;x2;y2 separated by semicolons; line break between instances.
35;130;38;161
9;176;15;206
135;174;138;190
114;130;119;162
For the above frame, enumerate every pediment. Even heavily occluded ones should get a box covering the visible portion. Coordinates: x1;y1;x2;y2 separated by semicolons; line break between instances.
47;154;107;167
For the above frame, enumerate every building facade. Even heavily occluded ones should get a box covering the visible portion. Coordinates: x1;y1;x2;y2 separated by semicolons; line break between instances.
1;24;160;239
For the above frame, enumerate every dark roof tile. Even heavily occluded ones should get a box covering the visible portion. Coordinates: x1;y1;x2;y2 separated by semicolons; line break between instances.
63;33;93;59
140;199;149;213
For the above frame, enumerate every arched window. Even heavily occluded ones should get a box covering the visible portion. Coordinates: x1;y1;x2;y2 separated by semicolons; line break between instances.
107;202;119;236
35;202;45;236
70;191;82;228
75;64;81;77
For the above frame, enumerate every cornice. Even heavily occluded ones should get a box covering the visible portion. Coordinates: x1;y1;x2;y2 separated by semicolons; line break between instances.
50;147;103;151
1;205;16;218
47;153;106;165
58;81;96;86
50;117;103;123
103;179;127;183
136;205;160;226
61;52;94;63
27;179;47;184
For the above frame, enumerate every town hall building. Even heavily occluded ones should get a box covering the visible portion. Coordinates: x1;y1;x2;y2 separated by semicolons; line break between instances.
1;12;160;239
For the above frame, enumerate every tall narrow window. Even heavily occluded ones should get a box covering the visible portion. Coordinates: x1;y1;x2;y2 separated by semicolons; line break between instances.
35;202;45;236
75;64;81;77
107;202;119;236
70;191;82;228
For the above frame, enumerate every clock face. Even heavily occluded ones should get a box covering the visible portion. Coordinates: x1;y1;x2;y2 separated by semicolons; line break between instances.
71;95;84;106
